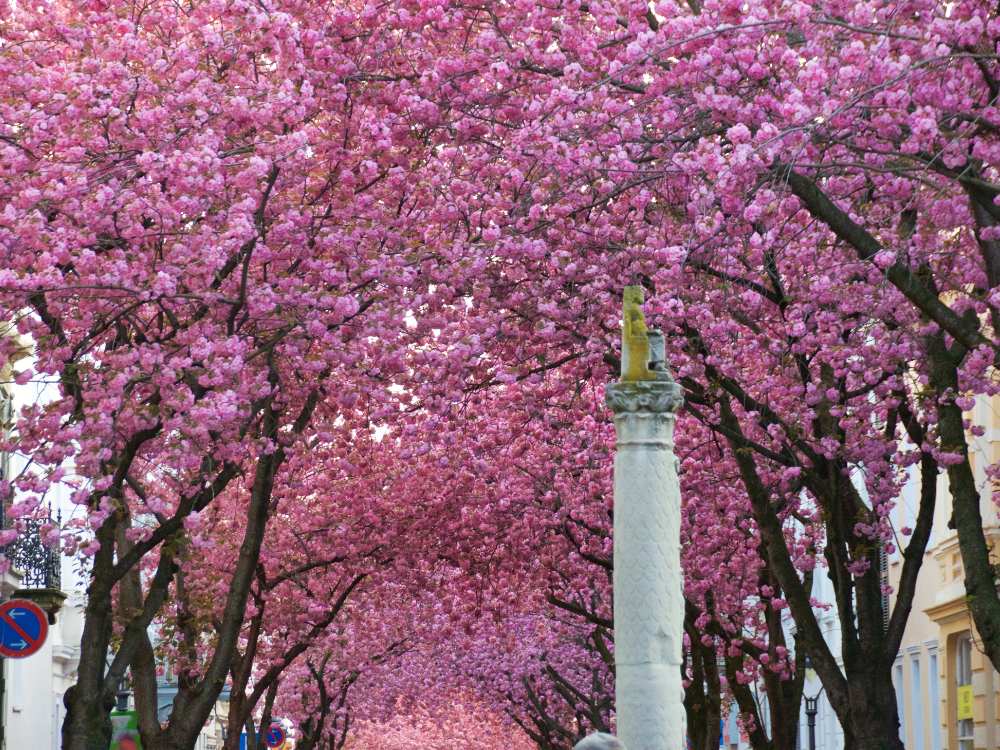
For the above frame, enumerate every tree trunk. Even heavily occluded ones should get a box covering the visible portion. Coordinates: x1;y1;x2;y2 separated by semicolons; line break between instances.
223;688;249;750
842;665;904;750
222;723;244;750
60;685;114;750
62;520;118;750
140;736;205;750
683;610;722;750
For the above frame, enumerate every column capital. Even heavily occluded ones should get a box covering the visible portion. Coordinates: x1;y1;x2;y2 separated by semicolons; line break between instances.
605;380;683;416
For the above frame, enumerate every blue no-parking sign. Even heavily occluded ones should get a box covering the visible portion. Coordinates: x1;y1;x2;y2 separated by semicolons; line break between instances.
236;723;286;749
264;723;286;748
0;599;47;658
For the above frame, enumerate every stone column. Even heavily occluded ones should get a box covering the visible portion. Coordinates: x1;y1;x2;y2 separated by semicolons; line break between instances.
606;328;685;750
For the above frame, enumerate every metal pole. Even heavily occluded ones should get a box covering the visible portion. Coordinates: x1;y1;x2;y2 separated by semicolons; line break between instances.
606;287;685;750
805;696;818;750
0;653;5;750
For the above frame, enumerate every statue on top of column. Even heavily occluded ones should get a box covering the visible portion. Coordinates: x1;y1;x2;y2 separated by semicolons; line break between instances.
621;285;657;383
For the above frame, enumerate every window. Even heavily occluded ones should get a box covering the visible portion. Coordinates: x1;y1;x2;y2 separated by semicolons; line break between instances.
0;387;11;489
910;654;923;750
879;548;890;631
956;634;973;750
929;651;941;750
895;662;905;742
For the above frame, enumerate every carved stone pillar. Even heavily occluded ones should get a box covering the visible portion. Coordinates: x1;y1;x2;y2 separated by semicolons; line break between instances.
606;330;685;750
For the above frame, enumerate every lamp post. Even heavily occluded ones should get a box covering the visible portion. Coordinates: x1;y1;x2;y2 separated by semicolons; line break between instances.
804;693;819;750
115;677;130;712
801;653;824;750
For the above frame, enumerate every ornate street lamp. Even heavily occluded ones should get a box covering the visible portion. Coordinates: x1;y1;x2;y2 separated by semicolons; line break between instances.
804;694;819;750
115;672;132;712
801;653;824;750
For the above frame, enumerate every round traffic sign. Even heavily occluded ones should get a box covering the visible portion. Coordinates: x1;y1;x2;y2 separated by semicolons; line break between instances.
264;723;286;749
0;599;48;658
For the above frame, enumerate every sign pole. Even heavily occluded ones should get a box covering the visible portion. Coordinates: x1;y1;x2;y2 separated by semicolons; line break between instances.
0;652;5;750
605;287;685;750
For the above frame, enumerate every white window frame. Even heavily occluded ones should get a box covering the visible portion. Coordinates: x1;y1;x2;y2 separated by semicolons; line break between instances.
928;644;942;750
909;650;923;750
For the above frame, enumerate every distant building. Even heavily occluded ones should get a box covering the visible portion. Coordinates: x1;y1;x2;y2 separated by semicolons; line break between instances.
153;660;229;750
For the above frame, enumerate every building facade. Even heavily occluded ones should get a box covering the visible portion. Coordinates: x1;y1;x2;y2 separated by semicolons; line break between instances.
888;394;1000;750
778;394;1000;750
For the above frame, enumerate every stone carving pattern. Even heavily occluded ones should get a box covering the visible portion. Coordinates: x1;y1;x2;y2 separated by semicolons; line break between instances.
605;381;683;416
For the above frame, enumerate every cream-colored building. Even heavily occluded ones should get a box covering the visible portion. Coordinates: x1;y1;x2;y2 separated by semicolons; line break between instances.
889;395;1000;750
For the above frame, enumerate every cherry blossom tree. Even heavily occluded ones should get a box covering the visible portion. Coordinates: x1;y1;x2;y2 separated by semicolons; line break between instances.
4;2;1000;750
0;0;492;747
385;1;999;747
350;379;805;750
342;700;535;750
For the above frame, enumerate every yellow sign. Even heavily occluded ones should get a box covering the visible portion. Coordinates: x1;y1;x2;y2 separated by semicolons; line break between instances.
957;684;974;720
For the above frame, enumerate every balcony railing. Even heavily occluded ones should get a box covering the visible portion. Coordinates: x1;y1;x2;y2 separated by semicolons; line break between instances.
1;505;62;592
6;515;62;591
